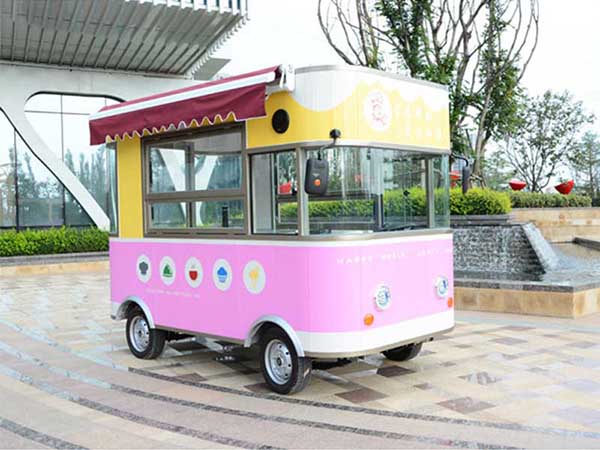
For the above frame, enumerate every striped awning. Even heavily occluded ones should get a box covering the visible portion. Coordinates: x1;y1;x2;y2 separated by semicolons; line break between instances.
89;65;282;145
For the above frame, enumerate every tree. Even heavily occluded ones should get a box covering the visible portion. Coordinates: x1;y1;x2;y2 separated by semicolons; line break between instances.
317;0;387;69
317;0;539;184
482;148;512;190
568;131;600;200
502;90;594;192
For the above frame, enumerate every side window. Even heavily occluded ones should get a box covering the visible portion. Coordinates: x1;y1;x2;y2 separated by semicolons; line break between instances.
144;128;244;234
251;150;297;234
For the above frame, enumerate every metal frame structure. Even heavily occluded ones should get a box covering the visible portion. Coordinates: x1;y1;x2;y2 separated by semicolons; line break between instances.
0;0;247;77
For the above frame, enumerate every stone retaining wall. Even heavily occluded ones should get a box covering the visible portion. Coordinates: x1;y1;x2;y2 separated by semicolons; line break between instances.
455;283;600;318
453;224;543;277
0;252;108;277
511;207;600;242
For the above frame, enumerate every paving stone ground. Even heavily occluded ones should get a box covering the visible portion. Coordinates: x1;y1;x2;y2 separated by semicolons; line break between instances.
1;270;600;449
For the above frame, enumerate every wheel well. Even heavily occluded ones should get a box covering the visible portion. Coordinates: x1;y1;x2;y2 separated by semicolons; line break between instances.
114;297;155;328
245;317;305;357
252;322;278;344
124;302;140;318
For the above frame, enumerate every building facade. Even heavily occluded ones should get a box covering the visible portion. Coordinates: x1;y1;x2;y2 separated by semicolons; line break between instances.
0;0;246;231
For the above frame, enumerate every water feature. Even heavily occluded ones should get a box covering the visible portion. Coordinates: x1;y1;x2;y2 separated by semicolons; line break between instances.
453;221;600;317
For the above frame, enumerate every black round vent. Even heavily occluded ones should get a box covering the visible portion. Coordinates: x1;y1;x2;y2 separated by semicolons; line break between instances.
272;109;290;134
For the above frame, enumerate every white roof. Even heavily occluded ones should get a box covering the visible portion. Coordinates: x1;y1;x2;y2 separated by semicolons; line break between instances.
0;0;247;76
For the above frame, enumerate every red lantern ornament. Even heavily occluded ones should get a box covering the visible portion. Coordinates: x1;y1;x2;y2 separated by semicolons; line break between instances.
554;180;574;195
509;179;527;191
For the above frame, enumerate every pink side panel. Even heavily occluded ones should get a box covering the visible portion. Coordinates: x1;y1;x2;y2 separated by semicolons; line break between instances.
110;236;453;340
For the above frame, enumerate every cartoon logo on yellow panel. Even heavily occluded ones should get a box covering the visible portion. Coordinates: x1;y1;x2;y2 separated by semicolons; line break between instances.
243;260;266;295
364;90;391;131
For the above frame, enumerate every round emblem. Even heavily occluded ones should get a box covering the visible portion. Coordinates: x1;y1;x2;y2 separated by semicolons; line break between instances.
364;90;392;131
159;256;176;286
212;259;233;291
243;260;266;294
435;276;449;298
184;257;203;288
374;284;391;310
136;254;151;283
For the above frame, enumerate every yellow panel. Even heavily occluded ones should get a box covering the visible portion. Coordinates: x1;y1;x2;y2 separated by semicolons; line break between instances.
247;81;450;150
116;136;143;238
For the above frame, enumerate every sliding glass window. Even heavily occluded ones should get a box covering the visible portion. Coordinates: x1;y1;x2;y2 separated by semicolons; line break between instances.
144;128;245;234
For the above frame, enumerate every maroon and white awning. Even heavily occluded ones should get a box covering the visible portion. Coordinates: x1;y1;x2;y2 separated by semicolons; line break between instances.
89;65;283;145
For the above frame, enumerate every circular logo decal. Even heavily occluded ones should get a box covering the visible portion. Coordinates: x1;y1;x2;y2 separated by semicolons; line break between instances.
374;284;391;310
243;260;266;294
184;257;203;288
364;90;392;131
212;259;232;291
435;276;449;298
159;256;176;286
136;254;151;283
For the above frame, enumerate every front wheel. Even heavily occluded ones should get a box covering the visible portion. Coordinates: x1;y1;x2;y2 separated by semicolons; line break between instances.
126;308;166;359
259;327;312;394
382;342;422;362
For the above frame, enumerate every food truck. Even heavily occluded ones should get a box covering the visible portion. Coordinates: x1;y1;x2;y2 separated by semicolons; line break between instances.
89;65;454;394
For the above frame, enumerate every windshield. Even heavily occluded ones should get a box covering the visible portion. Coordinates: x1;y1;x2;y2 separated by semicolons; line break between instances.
304;147;449;235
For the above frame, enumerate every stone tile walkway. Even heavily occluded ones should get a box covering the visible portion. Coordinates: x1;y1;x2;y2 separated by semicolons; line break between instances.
1;271;600;448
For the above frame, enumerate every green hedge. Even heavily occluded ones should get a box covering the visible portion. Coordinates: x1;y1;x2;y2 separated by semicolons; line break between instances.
450;188;512;215
280;187;511;219
0;227;109;257
509;192;592;208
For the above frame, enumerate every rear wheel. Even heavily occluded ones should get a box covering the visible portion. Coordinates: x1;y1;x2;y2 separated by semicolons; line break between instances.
259;327;312;394
126;307;166;359
382;343;422;362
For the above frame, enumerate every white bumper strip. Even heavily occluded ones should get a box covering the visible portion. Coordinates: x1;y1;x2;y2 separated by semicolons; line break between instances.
297;310;454;356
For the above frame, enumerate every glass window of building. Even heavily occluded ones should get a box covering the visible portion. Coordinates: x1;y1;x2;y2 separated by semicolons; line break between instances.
0;110;67;228
24;93;120;232
144;128;245;234
0;112;17;227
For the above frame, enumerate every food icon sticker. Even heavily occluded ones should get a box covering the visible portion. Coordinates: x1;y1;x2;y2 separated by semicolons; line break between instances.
212;259;232;291
136;255;151;283
185;257;203;288
243;260;266;294
159;256;176;286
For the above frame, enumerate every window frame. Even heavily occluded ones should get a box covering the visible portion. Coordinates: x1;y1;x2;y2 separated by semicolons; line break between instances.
300;145;449;236
142;124;247;236
249;148;300;236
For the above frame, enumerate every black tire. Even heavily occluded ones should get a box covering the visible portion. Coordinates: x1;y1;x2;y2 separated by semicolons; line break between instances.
259;327;312;395
382;342;422;362
125;307;166;359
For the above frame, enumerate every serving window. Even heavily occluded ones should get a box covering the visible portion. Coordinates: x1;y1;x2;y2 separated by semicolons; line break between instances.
143;128;245;235
250;150;298;235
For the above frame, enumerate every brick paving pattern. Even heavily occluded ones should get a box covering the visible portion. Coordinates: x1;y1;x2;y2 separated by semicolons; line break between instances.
0;271;600;448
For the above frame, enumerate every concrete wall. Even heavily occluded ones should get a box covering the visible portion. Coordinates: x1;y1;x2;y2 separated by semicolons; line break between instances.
511;208;600;243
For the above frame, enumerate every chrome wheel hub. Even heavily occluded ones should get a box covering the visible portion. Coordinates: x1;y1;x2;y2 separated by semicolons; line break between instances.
265;339;292;385
130;315;150;352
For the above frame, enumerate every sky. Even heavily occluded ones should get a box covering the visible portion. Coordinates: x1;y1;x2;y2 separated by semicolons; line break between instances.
217;0;600;132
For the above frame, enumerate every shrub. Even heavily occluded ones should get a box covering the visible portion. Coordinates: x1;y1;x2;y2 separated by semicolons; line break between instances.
450;188;512;215
0;227;109;257
509;191;592;208
279;187;512;219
